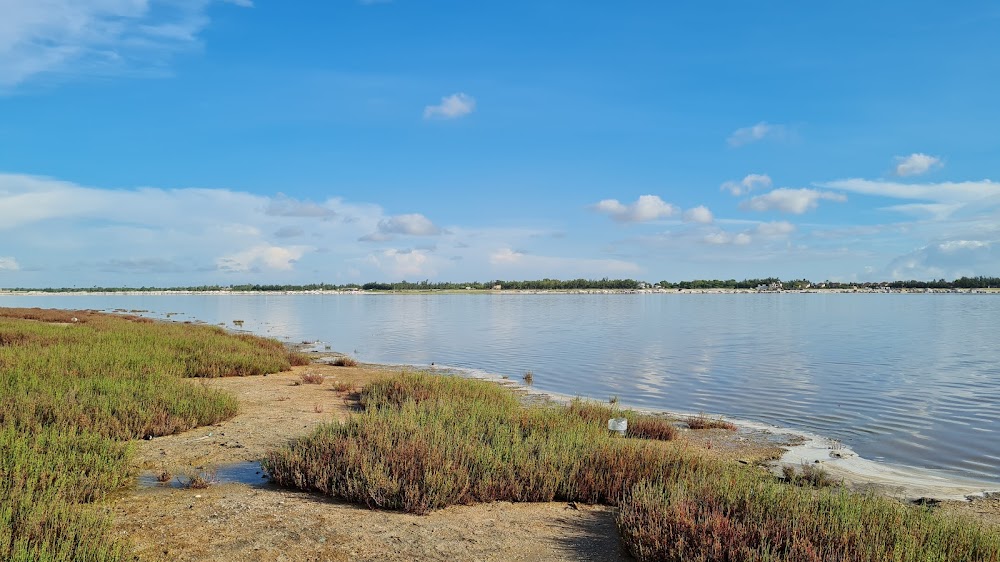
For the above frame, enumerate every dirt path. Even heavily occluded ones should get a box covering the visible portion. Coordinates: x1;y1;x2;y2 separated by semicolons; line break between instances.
105;360;787;561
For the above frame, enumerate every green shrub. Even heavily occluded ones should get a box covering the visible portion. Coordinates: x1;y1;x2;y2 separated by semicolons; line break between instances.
0;308;292;561
618;477;1000;562
266;373;706;514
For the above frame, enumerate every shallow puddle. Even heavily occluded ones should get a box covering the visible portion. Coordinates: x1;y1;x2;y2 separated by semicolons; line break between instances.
137;461;270;489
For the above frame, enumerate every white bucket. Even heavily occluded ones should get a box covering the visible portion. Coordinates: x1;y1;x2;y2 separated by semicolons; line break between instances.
608;417;628;436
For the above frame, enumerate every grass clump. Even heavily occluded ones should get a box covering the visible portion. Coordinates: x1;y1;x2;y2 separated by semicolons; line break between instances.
182;468;217;490
567;399;678;441
330;381;353;393
288;352;313;366
618;476;1000;562
265;373;704;514
299;372;325;385
685;413;738;431
0;307;294;561
331;356;358;367
782;463;839;488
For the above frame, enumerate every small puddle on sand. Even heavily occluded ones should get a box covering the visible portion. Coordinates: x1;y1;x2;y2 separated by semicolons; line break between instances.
137;461;270;489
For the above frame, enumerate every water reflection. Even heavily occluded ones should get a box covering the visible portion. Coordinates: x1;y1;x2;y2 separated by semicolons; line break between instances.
137;461;268;489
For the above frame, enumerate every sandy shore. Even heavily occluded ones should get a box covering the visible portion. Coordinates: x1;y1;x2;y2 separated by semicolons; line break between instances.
4;288;999;297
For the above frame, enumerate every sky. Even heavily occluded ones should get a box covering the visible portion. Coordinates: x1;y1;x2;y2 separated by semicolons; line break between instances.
2;1;1000;287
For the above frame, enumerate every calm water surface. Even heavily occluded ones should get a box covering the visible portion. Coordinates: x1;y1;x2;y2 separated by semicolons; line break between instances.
3;293;998;485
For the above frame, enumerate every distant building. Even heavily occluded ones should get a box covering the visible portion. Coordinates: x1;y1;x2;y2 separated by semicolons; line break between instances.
755;281;783;293
492;284;502;290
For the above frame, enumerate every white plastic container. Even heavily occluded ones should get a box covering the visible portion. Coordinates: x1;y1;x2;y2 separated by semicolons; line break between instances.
608;417;628;436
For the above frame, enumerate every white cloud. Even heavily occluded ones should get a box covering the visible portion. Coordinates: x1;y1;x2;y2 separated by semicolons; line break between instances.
703;232;731;245
894;153;943;177
378;214;441;236
489;248;523;265
682;205;714;224
423;93;476;119
821;178;1000;221
360;213;442;241
216;244;310;272
754;221;796;237
0;0;251;89
703;231;752;246
823;179;1000;204
592;195;678;223
0;256;20;271
727;122;788;147
0;172;393;283
721;174;772;196
886;240;995;280
366;248;436;278
741;188;847;214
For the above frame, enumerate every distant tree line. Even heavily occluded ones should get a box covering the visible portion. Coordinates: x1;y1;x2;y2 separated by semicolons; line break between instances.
5;275;1000;292
658;278;785;290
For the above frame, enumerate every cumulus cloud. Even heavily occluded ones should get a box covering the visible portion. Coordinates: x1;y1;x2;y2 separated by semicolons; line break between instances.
360;213;442;241
216;245;310;272
682;206;714;224
0;172;394;283
0;257;20;271
423;93;476;119
886;240;995;280
741;188;847;214
721;174;772;196
592;195;678;223
894;153;943;177
698;221;794;247
727;122;789;147
0;0;251;89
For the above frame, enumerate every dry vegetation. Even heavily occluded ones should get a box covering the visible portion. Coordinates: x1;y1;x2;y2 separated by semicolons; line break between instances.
686;413;739;431
299;371;325;385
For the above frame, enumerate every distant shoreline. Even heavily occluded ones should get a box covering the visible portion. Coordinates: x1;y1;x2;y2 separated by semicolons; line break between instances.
2;287;999;296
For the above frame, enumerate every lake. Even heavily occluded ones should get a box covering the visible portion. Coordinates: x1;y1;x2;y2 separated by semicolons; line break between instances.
2;292;998;486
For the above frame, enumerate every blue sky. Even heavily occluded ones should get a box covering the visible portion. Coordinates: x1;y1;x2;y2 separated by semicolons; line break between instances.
2;1;999;287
